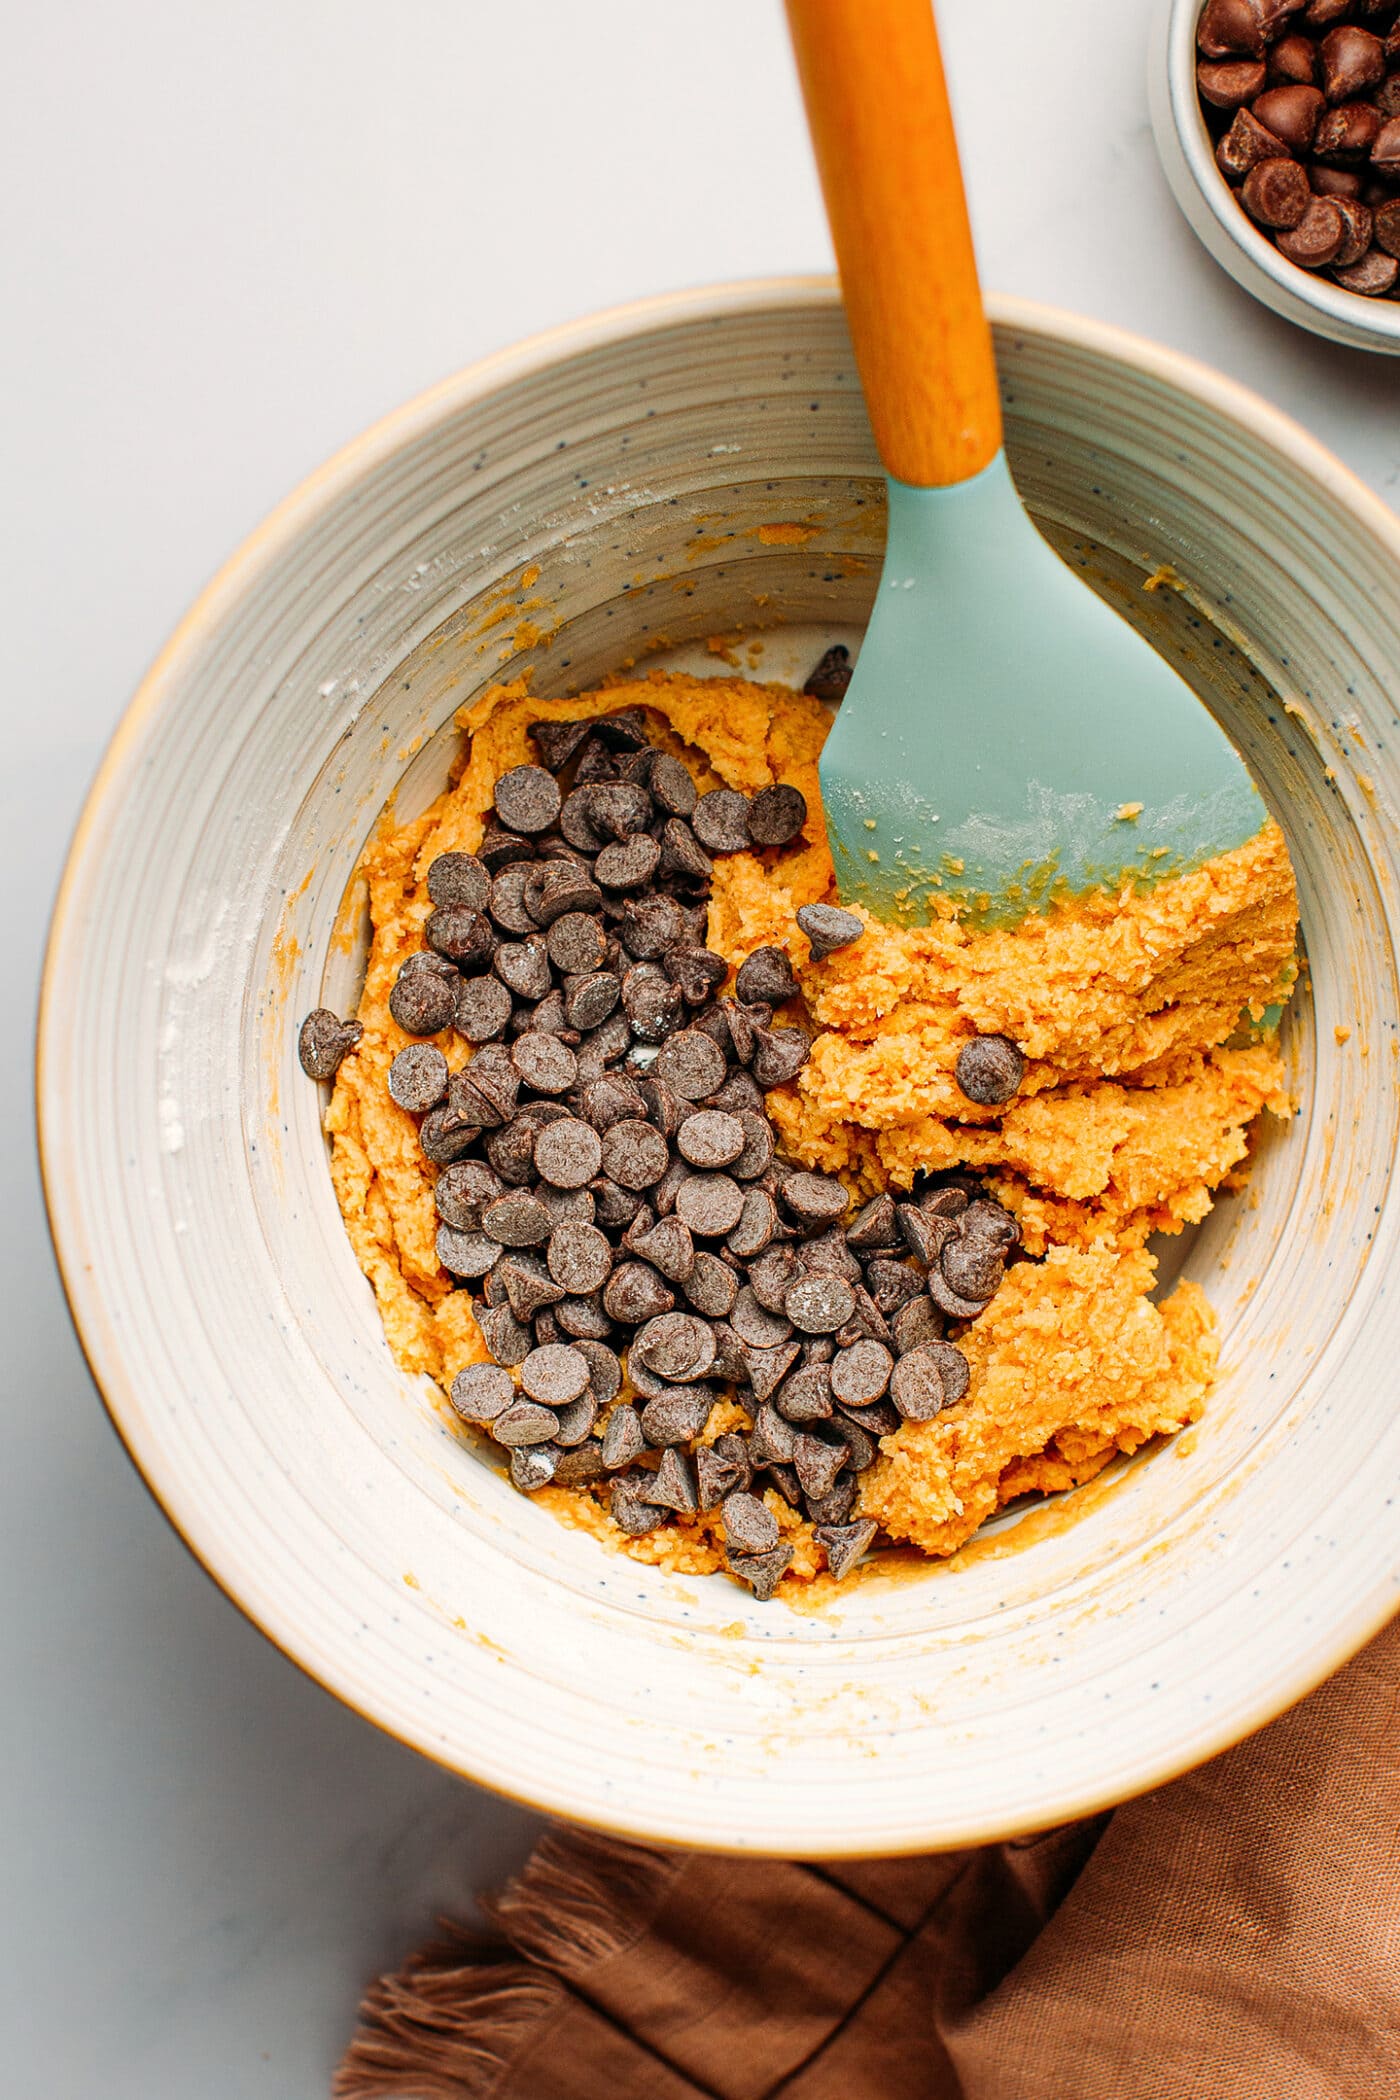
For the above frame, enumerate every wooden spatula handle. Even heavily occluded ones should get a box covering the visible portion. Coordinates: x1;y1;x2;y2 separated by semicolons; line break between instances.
785;0;1002;488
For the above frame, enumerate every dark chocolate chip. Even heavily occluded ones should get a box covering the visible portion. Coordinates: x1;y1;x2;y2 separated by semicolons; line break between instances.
816;1518;877;1581
696;1435;751;1507
556;1293;612;1339
454;975;514;1044
748;1245;799;1315
725;1187;777;1262
803;644;854;703
647;752;697;816
519;1343;590;1408
298;1007;364;1079
793;1431;846;1500
751;1026;811;1089
722;1489;779;1555
493;938;553;1002
710;1069;766;1117
526;863;606;928
774;1364;834;1423
784;1274;856;1334
796;901;863;961
863;1261;923;1321
691;788;752;854
674;1173;745;1238
743;1338;801;1401
735;946;798;1006
591;1177;647;1229
485;1118;540;1185
928;1265;993;1321
389;968;457;1036
533;1117;603;1190
626;1212;695;1282
543;912;604;978
601;1403;645;1468
591;709;650;752
897;1202;955;1268
891;1294;947;1352
748;1401;797;1467
637;1073;685;1137
890;1341;970;1419
941;1235;1005;1302
448;1363;515;1424
499;1252;568;1320
676;1109;745;1169
426;906;496;974
653;1028;727;1101
554;1441;605;1485
780;1171;849;1227
650;1445;699;1514
954;1034;1025;1105
598;1117;668;1191
610;1479;667;1534
427;853;491;913
561;971;620;1032
476;1303;534;1365
510;1445;560;1492
664;945;729;1006
436;1226;499;1279
800;1228;862;1281
682;1251;739;1320
830;1339;893;1407
577;1073;645;1131
489;865;540;937
478;826;535;874
483;1191;552;1247
528;717;595;772
494;1399;561;1447
387;1041;448;1112
622;966;686;1042
729;1541;793;1600
494;763;562;835
806;1476;858;1526
545;1220;613;1295
559;786;608;853
603;1260;675;1324
513;1031;579;1095
581;782;653;842
639;1386;713;1445
657;817;713;885
633;1311;716;1382
747;783;807;847
435;1161;503;1231
594;834;662;890
828;1416;877;1472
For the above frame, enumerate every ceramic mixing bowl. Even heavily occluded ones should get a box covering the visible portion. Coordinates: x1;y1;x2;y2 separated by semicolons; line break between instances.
40;281;1400;1854
1151;0;1400;354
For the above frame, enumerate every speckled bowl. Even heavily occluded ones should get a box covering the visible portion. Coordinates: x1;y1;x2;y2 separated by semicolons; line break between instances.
1151;0;1400;354
40;282;1400;1855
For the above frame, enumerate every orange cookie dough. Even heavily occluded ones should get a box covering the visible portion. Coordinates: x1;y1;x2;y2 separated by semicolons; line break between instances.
325;668;1298;1590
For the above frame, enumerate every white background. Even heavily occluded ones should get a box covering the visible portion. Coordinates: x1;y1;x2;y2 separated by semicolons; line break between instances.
5;2;1398;2093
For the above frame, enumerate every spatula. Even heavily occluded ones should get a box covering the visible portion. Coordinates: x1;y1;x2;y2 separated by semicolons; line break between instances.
784;0;1266;928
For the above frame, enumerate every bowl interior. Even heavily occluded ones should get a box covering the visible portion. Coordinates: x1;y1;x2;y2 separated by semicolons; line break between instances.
43;287;1400;1852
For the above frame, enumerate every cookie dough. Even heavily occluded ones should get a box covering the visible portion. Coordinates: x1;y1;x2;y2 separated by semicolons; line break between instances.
325;668;1298;1586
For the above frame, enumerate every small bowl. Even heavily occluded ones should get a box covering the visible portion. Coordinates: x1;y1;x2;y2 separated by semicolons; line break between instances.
40;282;1400;1855
1151;0;1400;354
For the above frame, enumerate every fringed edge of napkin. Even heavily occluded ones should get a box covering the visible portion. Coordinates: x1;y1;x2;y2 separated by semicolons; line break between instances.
334;1827;682;2098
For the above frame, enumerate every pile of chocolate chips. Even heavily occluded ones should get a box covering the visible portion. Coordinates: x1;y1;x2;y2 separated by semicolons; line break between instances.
1197;0;1400;296
300;695;1026;1600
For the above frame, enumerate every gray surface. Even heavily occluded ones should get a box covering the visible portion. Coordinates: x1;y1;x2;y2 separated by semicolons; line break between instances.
3;1;1397;2093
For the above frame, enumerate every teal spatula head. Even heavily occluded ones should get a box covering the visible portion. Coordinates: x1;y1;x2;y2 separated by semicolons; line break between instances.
821;456;1267;928
786;0;1267;931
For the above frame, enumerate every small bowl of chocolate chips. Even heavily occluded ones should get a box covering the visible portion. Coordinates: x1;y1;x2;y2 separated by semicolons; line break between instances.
1151;0;1400;351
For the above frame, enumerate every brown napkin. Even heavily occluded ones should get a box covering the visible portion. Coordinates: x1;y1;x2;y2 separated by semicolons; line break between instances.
336;1612;1400;2100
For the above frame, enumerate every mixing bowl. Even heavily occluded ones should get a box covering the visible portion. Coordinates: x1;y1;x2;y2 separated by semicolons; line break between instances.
40;281;1400;1855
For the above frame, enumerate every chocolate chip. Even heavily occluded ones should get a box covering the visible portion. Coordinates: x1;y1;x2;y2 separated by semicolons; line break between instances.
890;1340;971;1420
436;1226;499;1279
489;865;539;937
499;1252;568;1320
426;906;496;974
941;1235;1005;1302
722;1489;778;1555
435;1161;502;1230
389;967;457;1036
743;1338;801;1401
803;644;853;702
622;966;685;1042
1216;105;1288;180
1198;1;1268;63
800;1228;862;1280
747;783;807;847
626;1212;695;1281
533;1308;563;1348
728;1541;793;1601
897;1202;954;1269
843;1193;897;1254
828;1416;877;1472
478;826;535;875
691;788;752;854
542;913;603;978
476;1304;534;1366
779;1171;849;1228
729;1282;792;1348
638;752;693;817
559;787;607;853
452;975;512;1044
511;1445;560;1492
544;1220;613;1296
793;1431;846;1501
448;1363;515;1424
1242;154;1314;225
664;944;729;1006
748;1245;798;1314
513;1031;579;1095
651;1029;726;1101
591;1177;647;1229
732;949;794;1010
710;1069;766;1117
528;717;595;772
556;1294;612;1340
298;1007;363;1080
579;782;652;844
1322;24;1385;101
750;1026;811;1089
816;1518;877;1581
637;1073;685;1137
427;853;491;913
594;834;662;889
1375;112;1400;174
577;1073;645;1130
775;1364;834;1423
602;1260;674;1324
483;1191;552;1247
1314;103;1381;164
928;1265;993;1321
1334;246;1399;291
682;1251;739;1320
560;972;620;1032
891;1294;946;1352
806;1477;858;1527
675;1109;744;1169
830;1339;893;1407
673;1173;745;1237
601;1403;645;1468
494;1399;561;1447
526;863;606;928
725;1186;778;1261
795;901;863;961
554;1441;605;1485
1376;197;1400;255
383;1041;444;1113
784;1274;856;1334
1198;56;1268;105
493;764;562;835
961;1197;1021;1248
519;1343;590;1408
1331;194;1375;261
492;939;551;1003
601;1117;670;1189
610;1479;667;1534
650;1446;699;1514
1278;191;1348;259
633;1311;716;1382
954;1034;1025;1106
639;1386;713;1446
748;1401;797;1468
533;1117;603;1189
709;1321;750;1384
696;1435;751;1507
485;1117;539;1185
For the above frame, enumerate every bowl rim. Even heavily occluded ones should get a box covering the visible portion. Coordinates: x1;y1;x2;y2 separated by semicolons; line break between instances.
1154;0;1400;349
38;276;1400;1850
